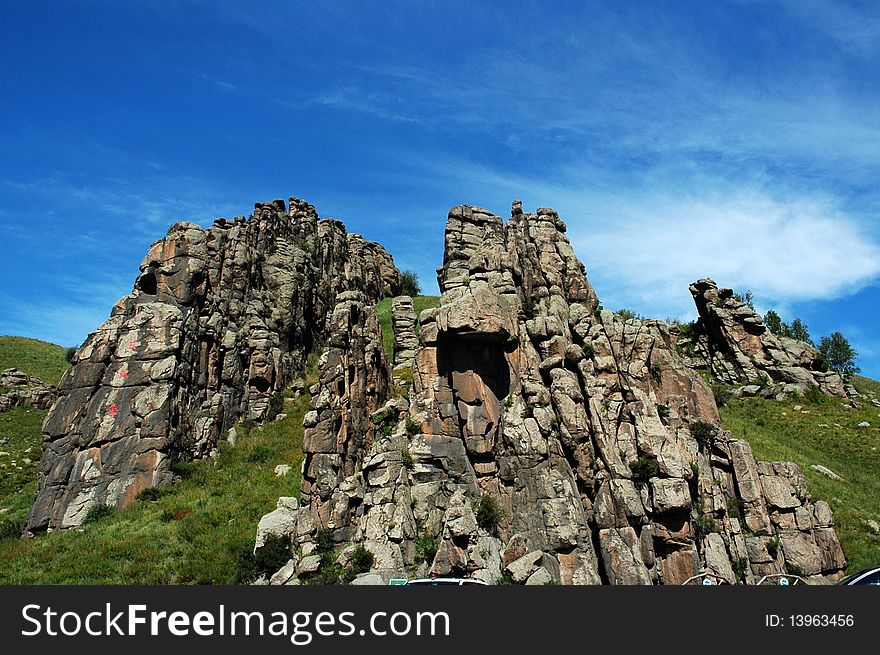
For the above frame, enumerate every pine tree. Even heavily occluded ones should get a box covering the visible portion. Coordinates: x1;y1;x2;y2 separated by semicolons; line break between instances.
788;318;811;345
763;310;783;335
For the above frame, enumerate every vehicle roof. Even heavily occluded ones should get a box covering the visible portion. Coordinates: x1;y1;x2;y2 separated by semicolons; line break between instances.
839;566;880;584
404;577;489;585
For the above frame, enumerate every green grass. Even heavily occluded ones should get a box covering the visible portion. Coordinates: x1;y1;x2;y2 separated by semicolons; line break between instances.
374;295;440;360
0;336;70;385
0;407;46;536
720;386;880;574
0;373;315;584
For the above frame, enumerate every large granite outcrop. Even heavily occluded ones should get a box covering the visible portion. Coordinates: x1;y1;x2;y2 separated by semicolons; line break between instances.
27;198;399;531
686;279;846;397
257;202;846;585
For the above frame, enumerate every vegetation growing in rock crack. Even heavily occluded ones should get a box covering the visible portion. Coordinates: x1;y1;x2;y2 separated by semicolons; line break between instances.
691;505;717;541
629;455;659;484
405;416;420;436
414;533;438;565
690;420;715;447
372;409;397;438
475;494;503;533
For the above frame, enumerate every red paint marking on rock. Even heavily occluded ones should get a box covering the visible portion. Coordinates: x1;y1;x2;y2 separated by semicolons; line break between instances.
107;403;119;418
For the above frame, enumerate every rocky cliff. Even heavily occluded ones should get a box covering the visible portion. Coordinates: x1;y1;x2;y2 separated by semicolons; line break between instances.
255;202;846;585
27;198;399;531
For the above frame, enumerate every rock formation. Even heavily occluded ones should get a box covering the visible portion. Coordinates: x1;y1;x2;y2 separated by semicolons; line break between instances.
391;296;419;372
0;368;57;412
255;202;846;585
685;279;846;398
26;198;399;531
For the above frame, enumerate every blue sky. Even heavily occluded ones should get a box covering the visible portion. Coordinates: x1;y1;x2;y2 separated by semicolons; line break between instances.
1;0;879;377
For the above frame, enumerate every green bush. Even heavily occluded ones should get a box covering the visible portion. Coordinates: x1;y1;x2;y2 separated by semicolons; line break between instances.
690;420;715;447
629;456;659;484
497;571;516;585
692;513;717;540
137;487;167;502
236;533;292;583
767;536;781;559
657;404;670;421
315;528;336;555
405;417;421;437
267;391;285;421
732;556;749;583
726;495;745;520
414;534;438;564
401;448;414;470
785;562;806;577
64;346;77;363
349;545;375;574
0;518;22;540
678;321;697;341
582;342;595;358
247;445;273;463
711;385;732;408
82;504;116;525
171;460;199;479
475;495;503;533
372;410;397;438
804;384;826;405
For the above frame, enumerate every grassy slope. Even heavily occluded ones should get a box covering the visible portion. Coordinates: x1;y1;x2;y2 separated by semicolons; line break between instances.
374;295;441;360
720;381;880;573
0;336;70;385
0;364;314;583
0;337;68;537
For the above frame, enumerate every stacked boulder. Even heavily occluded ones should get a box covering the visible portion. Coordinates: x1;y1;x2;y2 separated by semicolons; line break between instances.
256;201;847;585
27;198;399;532
390;296;418;372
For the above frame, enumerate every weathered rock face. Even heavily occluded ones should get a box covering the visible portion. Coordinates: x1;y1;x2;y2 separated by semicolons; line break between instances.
0;368;57;412
391;296;418;372
27;198;399;531
686;279;846;397
257;202;845;585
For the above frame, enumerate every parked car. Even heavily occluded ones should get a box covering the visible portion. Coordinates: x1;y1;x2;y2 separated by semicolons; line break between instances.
681;572;733;585
404;577;489;586
756;573;806;586
838;567;880;585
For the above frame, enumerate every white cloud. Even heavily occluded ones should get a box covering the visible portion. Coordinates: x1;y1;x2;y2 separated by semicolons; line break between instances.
572;189;880;318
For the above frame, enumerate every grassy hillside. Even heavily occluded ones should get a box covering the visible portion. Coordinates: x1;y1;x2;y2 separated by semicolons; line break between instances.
0;408;45;539
0;336;70;385
720;380;880;574
375;295;440;361
0;362;315;583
